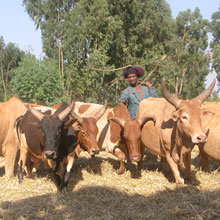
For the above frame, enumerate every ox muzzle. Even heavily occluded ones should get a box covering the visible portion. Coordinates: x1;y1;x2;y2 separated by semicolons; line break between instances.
90;149;99;157
129;154;141;163
192;129;209;145
44;151;57;160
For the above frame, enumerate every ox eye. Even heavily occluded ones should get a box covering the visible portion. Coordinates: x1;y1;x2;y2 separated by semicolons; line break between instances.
181;115;188;120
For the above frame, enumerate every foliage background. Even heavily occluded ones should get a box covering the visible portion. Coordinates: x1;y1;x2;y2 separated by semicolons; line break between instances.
0;0;220;105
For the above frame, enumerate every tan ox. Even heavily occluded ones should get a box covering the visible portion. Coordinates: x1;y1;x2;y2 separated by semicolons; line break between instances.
0;96;27;178
136;79;216;184
197;102;220;171
73;102;155;174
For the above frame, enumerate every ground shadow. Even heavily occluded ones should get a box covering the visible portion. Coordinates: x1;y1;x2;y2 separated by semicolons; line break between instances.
1;185;220;220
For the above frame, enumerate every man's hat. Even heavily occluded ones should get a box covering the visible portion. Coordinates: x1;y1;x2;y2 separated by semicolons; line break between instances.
123;66;144;78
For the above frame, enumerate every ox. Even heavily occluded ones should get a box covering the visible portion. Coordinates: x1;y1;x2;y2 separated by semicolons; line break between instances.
196;102;220;171
53;100;108;158
37;100;108;189
136;79;216;184
73;102;155;174
15;102;76;191
0;96;27;178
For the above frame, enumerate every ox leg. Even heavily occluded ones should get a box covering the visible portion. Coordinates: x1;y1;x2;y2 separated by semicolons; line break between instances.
63;154;75;190
165;153;184;185
54;173;62;191
4;145;19;178
179;151;191;180
160;157;171;173
198;146;209;172
113;148;126;175
17;147;29;183
54;162;63;192
137;145;145;170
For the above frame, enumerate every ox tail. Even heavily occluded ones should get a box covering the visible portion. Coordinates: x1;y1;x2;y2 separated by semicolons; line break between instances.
14;115;24;145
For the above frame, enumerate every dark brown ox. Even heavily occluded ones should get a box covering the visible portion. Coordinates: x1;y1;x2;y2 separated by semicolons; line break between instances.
136;79;216;184
0;96;27;178
15;103;75;190
47;100;108;186
73;102;155;174
196;102;220;171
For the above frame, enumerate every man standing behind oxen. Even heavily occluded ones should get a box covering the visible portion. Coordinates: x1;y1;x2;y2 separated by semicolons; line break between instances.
0;96;27;178
120;66;157;120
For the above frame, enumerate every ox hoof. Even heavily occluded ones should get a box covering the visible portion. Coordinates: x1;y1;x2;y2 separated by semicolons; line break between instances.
57;186;67;193
117;168;125;175
176;178;184;185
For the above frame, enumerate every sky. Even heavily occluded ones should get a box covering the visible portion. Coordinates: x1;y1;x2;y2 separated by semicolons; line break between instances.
0;0;219;87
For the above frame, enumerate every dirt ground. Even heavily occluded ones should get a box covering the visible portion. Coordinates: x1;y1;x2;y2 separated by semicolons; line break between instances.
0;147;220;220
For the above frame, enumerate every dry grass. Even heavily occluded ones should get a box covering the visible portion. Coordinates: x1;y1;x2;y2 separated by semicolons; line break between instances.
0;146;220;220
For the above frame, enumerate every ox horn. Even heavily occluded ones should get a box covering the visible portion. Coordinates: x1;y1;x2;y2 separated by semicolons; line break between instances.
28;104;44;121
161;79;181;108
58;102;74;121
94;100;108;121
109;117;125;128
137;116;156;129
195;79;216;104
71;111;83;124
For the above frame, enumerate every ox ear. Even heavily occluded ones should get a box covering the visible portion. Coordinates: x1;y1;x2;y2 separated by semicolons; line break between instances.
28;121;41;129
71;121;81;132
202;108;215;117
63;118;78;128
71;111;83;124
171;111;178;121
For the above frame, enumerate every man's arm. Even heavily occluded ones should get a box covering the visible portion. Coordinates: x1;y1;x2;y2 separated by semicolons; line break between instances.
120;90;128;105
139;81;157;97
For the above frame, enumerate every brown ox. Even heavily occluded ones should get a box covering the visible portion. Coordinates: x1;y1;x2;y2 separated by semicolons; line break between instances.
136;79;216;184
73;102;155;174
19;101;107;190
46;100;108;186
15;103;76;191
0;96;27;178
196;102;220;171
53;100;108;157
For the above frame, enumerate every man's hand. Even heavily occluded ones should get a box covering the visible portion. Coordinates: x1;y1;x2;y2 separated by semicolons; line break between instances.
121;99;127;104
144;81;152;89
138;81;153;89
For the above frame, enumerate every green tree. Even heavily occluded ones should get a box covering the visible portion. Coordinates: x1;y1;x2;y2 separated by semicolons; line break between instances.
0;36;25;101
11;54;63;105
22;1;211;104
210;7;220;91
23;0;174;104
160;8;210;99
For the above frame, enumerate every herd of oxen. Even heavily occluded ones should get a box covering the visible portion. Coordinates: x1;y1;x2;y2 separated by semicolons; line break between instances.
0;79;219;192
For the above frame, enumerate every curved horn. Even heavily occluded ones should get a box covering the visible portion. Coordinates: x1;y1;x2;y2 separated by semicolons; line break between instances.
94;100;108;121
109;117;125;128
161;79;181;108
137;116;156;129
28;104;44;121
71;111;83;124
195;79;216;104
58;102;74;120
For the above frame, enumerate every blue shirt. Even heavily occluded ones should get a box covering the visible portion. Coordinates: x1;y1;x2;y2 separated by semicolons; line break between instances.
120;85;157;120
